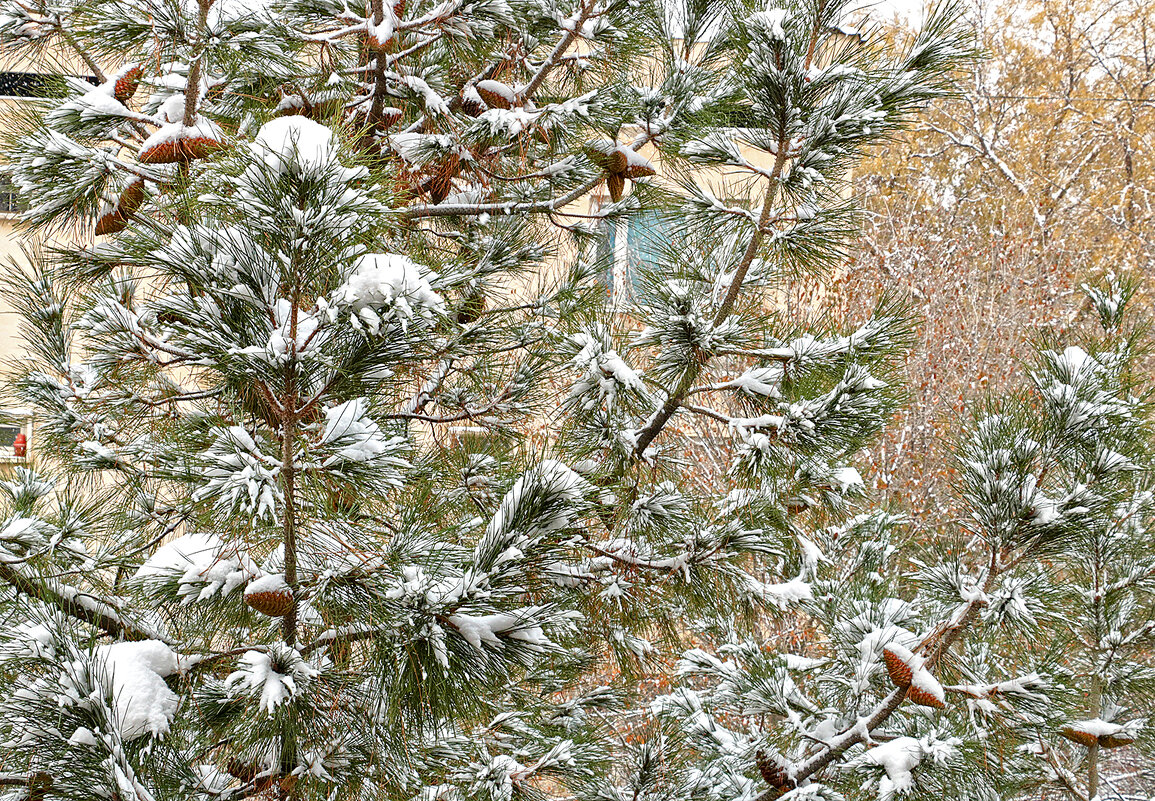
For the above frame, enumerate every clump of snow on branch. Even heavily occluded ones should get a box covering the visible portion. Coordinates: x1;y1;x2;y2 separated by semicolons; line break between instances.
132;532;259;603
847;735;961;800
192;427;283;521
250;116;339;175
94;641;183;740
330;254;445;334
317;397;408;475
449;608;552;652
478;460;593;562
567;328;646;411
225;645;318;714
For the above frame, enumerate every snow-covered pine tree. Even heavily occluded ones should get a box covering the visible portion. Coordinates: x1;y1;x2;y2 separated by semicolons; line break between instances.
987;273;1155;800
0;0;979;799
639;276;1155;800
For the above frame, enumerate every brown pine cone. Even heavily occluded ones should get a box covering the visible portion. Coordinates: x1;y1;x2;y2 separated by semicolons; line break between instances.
606;172;625;202
881;645;913;688
113;66;143;103
755;750;795;793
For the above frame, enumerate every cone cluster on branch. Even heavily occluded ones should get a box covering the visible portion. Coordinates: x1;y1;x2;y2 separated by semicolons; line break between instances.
94;179;146;236
1060;721;1137;750
881;643;946;709
583;139;657;202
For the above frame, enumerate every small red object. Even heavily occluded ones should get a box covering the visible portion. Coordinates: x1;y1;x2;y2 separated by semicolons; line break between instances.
13;433;26;458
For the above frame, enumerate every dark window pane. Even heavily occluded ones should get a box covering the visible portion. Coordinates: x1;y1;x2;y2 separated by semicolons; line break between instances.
0;425;19;449
0;176;24;214
0;71;98;98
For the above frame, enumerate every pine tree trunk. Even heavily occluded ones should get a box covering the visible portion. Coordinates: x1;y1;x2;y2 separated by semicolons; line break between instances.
364;0;392;140
281;401;298;646
1087;561;1105;800
280;290;301;647
183;0;212;126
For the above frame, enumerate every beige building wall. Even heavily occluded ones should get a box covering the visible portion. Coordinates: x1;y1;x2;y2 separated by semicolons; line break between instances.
0;72;50;461
0;224;25;346
0;216;33;465
0;205;35;463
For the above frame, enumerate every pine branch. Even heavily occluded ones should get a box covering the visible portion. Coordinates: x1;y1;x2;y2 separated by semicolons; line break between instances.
630;146;789;460
521;0;598;99
681;402;732;424
0;562;160;642
802;0;826;74
135;386;224;407
280;374;300;647
364;0;393;137
398;172;603;218
57;26;105;83
401;358;455;415
1037;737;1089;801
758;565;999;794
11;2;106;81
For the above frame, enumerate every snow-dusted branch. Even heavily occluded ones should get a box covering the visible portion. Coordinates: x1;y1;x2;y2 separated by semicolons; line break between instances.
0;561;160;642
521;0;599;99
398;172;603;218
